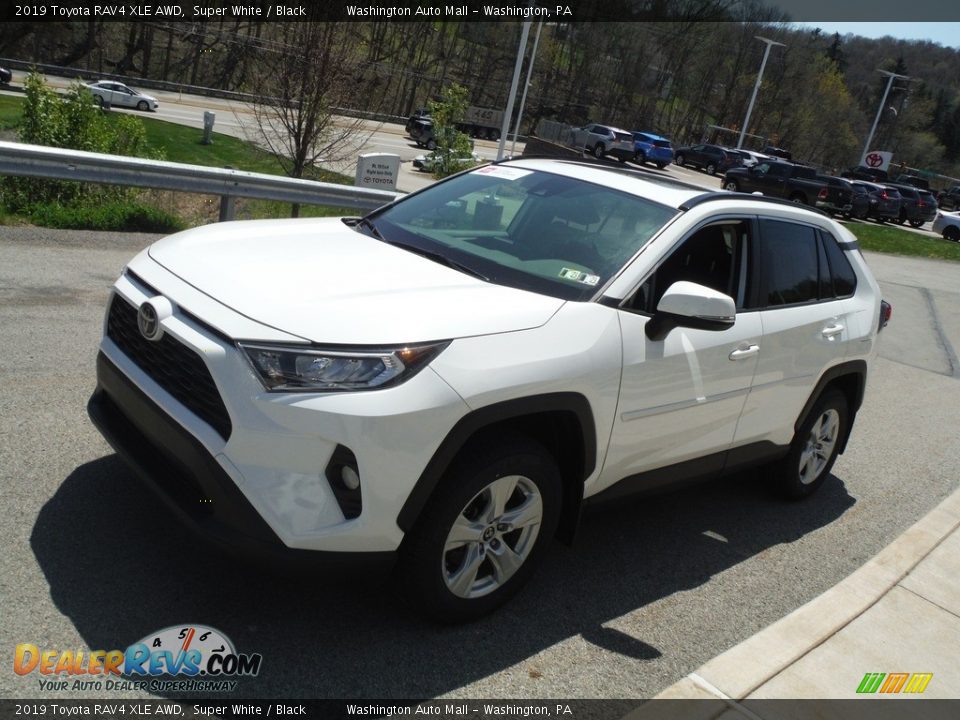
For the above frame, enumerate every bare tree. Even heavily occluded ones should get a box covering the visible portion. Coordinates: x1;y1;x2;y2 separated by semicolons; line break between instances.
247;22;381;215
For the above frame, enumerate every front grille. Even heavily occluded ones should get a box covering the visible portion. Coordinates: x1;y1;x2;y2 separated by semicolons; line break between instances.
106;295;232;441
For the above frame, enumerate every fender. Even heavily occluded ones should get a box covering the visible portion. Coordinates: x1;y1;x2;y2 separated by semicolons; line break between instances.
795;360;867;452
396;392;596;534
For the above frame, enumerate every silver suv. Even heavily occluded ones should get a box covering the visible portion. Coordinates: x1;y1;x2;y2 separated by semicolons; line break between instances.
569;124;636;162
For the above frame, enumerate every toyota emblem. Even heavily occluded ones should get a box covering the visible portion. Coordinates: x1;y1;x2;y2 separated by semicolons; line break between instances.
137;302;161;341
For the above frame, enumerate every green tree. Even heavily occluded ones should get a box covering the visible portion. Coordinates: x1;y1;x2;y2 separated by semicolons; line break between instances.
426;83;476;179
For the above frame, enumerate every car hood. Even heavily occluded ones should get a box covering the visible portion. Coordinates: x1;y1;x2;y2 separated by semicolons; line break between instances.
146;218;564;344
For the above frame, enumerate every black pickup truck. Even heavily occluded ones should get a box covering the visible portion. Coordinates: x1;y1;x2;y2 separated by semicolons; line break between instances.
722;160;827;206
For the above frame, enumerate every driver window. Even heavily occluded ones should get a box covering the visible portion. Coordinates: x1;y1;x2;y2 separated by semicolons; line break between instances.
628;220;749;314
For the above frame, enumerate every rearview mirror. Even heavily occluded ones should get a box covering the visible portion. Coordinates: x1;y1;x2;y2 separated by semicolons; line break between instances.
645;281;736;341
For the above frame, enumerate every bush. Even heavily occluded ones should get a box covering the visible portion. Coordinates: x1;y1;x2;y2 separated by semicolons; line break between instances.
26;202;184;233
1;71;171;226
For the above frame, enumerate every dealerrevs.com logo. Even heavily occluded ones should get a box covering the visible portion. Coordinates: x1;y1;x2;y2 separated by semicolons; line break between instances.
14;624;262;693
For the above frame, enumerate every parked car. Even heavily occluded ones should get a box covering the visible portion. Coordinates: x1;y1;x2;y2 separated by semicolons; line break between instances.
894;174;930;191
937;185;960;211
673;143;742;175
632;132;673;168
762;146;792;161
88;157;887;622
726;148;771;168
842;166;889;183
815;176;869;219
885;183;937;228
0;67;12;85
721;160;826;206
932;210;960;241
850;180;901;222
569;124;635;161
405;108;431;135
413;149;482;173
85;81;158;111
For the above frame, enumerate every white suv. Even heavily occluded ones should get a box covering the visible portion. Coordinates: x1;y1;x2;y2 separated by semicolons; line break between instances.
89;159;887;622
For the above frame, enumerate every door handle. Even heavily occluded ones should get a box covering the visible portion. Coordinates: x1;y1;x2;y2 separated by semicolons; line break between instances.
729;343;759;360
822;323;845;338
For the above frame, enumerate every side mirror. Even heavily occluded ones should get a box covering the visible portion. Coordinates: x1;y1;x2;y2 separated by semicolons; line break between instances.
645;281;736;341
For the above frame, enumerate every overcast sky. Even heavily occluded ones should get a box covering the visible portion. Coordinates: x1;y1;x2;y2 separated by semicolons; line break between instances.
790;22;960;49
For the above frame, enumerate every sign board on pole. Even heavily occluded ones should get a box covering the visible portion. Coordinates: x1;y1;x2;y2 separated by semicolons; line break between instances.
355;154;400;191
861;150;893;171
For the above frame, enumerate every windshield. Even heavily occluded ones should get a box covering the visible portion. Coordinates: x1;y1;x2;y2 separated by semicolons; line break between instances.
369;165;676;301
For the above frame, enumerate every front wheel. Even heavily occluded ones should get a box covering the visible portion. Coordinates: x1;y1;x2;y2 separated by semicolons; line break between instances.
724;180;740;192
909;219;925;229
767;388;848;499
674;154;685;167
426;139;437;151
656;161;668;169
705;162;717;176
593;143;605;159
636;151;646;165
944;226;960;242
399;438;561;623
136;100;149;111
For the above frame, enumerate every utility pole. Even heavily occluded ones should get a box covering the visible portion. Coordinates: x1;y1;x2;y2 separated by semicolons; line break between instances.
737;36;785;149
861;69;910;165
497;21;532;161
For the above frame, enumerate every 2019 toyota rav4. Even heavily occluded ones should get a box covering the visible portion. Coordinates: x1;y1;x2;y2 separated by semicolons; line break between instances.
89;159;886;622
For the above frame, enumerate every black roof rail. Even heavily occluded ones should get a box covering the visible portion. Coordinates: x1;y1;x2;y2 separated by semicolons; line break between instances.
679;191;827;216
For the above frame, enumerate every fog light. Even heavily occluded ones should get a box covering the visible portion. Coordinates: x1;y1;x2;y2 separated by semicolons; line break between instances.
341;465;360;490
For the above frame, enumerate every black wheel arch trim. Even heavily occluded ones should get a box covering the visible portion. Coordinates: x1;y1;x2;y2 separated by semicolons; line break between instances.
795;360;867;453
396;392;597;536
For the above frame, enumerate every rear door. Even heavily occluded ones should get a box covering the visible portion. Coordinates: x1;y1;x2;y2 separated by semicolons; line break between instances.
734;218;853;449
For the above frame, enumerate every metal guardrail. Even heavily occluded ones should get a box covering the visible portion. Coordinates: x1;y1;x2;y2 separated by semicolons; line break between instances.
0;141;401;220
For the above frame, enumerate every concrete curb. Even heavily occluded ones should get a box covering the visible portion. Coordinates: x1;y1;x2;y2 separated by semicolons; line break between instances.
627;486;960;713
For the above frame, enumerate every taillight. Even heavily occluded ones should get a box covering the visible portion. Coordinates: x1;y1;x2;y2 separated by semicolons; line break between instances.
879;300;892;331
917;199;925;207
818;188;828;200
880;191;889;199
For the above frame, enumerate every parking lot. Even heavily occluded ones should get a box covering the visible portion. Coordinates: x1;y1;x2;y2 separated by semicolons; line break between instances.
1;224;958;701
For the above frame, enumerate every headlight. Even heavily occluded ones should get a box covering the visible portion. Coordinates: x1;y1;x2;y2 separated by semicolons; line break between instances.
238;341;449;392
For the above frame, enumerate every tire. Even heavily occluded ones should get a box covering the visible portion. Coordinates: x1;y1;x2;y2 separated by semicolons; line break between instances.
93;95;104;107
895;214;906;225
426;139;437;151
724;180;740;192
675;154;685;167
490;129;500;141
790;194;806;205
909;220;924;229
944;225;960;242
399;437;562;623
706;162;717;176
636;151;646;165
767;388;848;500
593;143;605;159
656;162;667;169
136;100;149;111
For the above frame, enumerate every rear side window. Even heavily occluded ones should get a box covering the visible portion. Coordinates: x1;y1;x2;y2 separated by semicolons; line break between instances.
821;232;858;297
756;220;819;306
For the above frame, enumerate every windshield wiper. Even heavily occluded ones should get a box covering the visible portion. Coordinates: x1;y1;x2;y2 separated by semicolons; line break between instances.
386;240;489;281
353;217;385;241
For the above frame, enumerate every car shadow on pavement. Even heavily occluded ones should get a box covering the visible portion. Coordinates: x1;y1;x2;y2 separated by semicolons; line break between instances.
30;455;855;699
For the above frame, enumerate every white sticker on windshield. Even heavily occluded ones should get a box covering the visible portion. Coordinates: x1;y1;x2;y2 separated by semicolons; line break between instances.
559;268;600;286
472;166;533;180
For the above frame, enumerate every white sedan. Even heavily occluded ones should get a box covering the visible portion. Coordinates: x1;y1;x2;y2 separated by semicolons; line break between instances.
85;81;158;111
932;210;960;241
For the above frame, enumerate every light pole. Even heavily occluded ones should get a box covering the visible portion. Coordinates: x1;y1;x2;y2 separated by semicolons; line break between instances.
737;36;785;149
497;21;532;160
861;69;910;165
510;20;544;159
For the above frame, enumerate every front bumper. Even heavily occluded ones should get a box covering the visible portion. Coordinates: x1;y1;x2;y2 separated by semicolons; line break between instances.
88;352;396;573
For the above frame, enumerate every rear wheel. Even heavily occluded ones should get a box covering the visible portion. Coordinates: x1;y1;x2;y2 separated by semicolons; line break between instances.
426;138;437;151
705;162;717;176
944;225;960;242
909;219;925;229
656;161;668;169
767;388;848;500
636;150;647;165
399;438;561;623
724;180;740;192
675;154;685;167
593;143;605;159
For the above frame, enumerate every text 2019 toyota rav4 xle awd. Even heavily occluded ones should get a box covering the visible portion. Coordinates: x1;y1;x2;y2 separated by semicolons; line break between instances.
89;159;888;622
